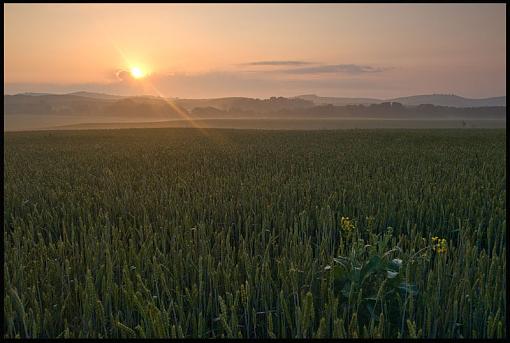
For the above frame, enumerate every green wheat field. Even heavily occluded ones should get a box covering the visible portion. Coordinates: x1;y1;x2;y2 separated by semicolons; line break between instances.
3;128;506;338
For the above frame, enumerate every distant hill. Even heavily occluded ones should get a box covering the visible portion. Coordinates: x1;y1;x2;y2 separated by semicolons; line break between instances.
4;92;506;123
389;94;506;107
174;96;314;112
68;91;125;100
4;94;108;115
296;94;506;107
294;94;382;106
4;93;188;119
17;92;54;96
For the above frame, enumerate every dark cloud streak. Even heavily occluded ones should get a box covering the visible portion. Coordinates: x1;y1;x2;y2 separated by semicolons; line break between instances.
238;62;389;75
241;60;314;66
116;69;134;81
280;64;386;74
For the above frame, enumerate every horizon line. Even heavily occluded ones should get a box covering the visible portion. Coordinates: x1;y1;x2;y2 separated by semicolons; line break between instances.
3;91;507;101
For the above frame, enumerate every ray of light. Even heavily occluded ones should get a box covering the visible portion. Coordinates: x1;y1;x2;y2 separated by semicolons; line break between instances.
112;43;233;146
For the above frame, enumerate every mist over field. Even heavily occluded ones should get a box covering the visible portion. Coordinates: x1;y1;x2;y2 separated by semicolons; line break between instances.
4;92;506;131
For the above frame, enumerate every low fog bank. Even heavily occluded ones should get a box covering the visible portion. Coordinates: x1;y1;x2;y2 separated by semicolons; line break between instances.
7;117;504;132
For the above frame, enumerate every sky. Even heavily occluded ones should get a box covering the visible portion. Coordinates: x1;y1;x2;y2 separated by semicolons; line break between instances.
4;4;506;99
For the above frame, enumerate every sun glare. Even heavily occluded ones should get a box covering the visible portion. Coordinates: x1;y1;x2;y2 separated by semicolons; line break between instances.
130;67;145;79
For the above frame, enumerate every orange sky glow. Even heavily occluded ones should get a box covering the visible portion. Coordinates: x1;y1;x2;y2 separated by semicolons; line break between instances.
4;4;506;98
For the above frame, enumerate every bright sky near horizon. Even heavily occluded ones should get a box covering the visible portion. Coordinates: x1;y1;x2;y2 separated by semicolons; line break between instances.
4;4;506;98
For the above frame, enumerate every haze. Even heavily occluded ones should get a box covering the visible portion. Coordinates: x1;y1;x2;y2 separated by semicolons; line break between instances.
4;3;506;98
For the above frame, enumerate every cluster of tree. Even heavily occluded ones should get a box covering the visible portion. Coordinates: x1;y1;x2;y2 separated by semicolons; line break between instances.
5;93;506;120
191;101;506;119
177;96;314;113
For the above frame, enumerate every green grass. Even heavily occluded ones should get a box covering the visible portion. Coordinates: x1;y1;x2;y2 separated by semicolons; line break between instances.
3;128;506;338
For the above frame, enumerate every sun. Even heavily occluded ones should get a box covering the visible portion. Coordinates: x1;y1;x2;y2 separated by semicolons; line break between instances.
130;67;145;79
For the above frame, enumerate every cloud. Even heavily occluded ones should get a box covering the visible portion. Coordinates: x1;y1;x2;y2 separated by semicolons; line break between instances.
4;67;394;98
116;69;135;81
241;60;314;66
280;64;386;74
237;61;390;75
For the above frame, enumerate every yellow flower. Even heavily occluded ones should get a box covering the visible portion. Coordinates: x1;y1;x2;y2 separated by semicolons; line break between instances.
341;216;355;232
432;237;447;254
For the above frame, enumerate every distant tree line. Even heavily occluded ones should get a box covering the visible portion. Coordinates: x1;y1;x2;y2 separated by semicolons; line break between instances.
191;101;506;119
5;94;506;120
